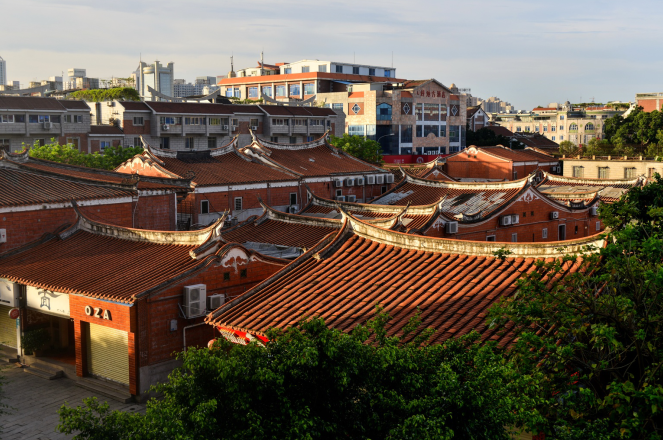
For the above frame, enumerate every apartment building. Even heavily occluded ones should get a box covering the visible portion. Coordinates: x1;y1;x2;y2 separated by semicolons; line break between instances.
561;156;661;180
317;79;467;155
492;102;625;146
0;56;6;86
635;92;663;112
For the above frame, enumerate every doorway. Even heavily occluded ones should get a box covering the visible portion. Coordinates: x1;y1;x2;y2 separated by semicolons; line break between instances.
558;224;566;241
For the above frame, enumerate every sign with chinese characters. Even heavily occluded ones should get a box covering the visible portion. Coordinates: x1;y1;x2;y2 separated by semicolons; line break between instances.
26;286;70;317
415;89;445;98
84;305;112;321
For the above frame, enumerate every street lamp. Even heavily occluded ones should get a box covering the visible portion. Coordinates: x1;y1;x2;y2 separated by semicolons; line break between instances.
376;133;395;160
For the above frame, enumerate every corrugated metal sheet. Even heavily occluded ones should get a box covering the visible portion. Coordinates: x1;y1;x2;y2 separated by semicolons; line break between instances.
88;322;129;385
0;305;16;348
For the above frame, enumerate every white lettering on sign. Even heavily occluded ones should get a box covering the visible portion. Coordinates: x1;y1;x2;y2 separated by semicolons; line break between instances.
84;305;112;320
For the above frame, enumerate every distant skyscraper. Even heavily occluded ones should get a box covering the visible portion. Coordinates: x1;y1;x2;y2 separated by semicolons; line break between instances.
137;60;174;101
0;56;6;86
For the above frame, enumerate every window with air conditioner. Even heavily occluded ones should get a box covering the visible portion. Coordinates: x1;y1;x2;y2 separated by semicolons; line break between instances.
376;175;384;185
207;294;226;311
347;195;356;203
367;176;375;185
234;197;243;211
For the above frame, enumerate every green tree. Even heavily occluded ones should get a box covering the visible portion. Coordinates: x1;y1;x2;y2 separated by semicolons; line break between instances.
558;140;579;156
488;174;663;439
57;310;542;440
466;127;513;148
329;134;383;163
69;87;140;102
28;139;143;171
604;107;663;154
583;138;614;156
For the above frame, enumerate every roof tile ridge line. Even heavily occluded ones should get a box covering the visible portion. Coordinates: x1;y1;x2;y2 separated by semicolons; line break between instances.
68;200;228;245
0;148;29;163
417;197;447;233
543;170;642;186
241;141;304;177
314;191;403;214
142;136;178;159
138;137;166;166
403;171;532;189
217;241;290;266
205;229;343;323
256;131;328;150
473;146;516;162
9;159;139;192
210;136;239;157
22;156;141;181
0;231;59;261
341;204;606;258
258;196;341;227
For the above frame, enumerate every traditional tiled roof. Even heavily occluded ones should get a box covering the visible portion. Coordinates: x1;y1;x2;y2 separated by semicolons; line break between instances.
478;146;556;163
58;100;91;110
118;101;151;112
484;125;514;138
0;96;69;111
241;133;384;178
120;137;296;187
2;150;191;192
372;173;532;222
466;106;482;119
144;101;264;115
206;213;603;346
536;171;644;203
383;157;455;182
0;208;286;303
90;125;124;135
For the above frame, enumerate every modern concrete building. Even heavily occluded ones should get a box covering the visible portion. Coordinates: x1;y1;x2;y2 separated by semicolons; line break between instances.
635;93;663;112
137;60;174;101
0;56;6;86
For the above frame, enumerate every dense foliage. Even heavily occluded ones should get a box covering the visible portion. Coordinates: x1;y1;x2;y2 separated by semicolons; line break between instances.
329;134;383;163
57;310;542;440
28;140;143;170
489;174;663;439
558;140;580;156
69;87;140;102
466;127;514;148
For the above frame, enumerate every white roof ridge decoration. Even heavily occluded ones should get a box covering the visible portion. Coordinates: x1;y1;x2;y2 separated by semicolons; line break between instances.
257;197;343;228
403;171;533;190
308;191;437;214
540;170;645;186
209;136;240;157
340;209;605;259
256;131;330;150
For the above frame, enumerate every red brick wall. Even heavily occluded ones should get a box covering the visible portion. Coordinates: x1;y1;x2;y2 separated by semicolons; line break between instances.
304;181;389;202
637;99;662;113
135;194;176;230
123;119;151;135
446;151;512;180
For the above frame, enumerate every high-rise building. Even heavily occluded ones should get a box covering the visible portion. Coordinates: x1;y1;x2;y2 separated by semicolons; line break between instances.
137;60;174;101
0;56;6;86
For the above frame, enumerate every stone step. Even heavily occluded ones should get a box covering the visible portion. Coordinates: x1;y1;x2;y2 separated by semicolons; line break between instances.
76;377;133;404
23;362;63;380
0;352;19;363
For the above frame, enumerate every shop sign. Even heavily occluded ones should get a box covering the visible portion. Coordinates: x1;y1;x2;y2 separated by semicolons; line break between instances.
26;286;70;317
85;305;112;321
8;308;19;319
416;89;445;98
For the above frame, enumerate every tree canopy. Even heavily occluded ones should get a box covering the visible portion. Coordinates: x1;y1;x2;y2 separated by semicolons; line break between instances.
69;87;140;102
28;140;143;170
598;107;663;156
329;134;383;163
489;173;663;439
57;310;542;440
558;139;579;156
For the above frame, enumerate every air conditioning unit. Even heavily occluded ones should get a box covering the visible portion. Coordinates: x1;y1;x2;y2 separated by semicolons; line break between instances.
223;125;229;130
183;284;207;318
162;125;170;130
346;178;355;186
376;175;384;185
511;214;519;224
347;195;357;203
251;125;258;130
336;196;346;202
232;127;237;132
367;176;375;185
445;221;458;234
206;294;226;311
386;174;394;184
500;215;512;226
550;211;559;220
335;179;343;188
288;205;300;213
590;206;599;216
43;122;52;129
356;177;365;186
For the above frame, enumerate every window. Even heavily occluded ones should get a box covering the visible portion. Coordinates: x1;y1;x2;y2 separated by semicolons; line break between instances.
35;139;45;147
401;125;413;143
552;136;556;141
201;200;210;214
133;117;144;125
585;123;594;131
511;233;518;242
352;66;360;74
384;70;392;78
542;228;548;239
318;65;327;73
336;189;342;197
262;86;272;97
208;137;217;149
569;123;578;132
416;125;423;137
301;66;310;73
512;170;518;180
648;168;657;178
209;118;220;125
543;126;547;132
560;115;565;120
275;85;286;97
304;83;314;95
133;137;141;147
551;126;556;132
234;88;241;98
289;84;300;96
0;139;9;148
596;221;601;231
186;137;195;149
309;119;323;126
598;167;609;178
66;137;80;150
0;115;14;123
223;272;230;281
335;65;343;73
535;126;539;132
439;126;447;137
381;186;387;194
306;136;314;141
272;118;289;126
332;103;343;110
160;116;177;125
560;135;564;141
284;68;292;74
234;197;243;211
68;115;82;123
369;68;375;76
99;140;110;151
424;103;439;121
415;104;423;121
240;269;247;278
573;166;584;178
289;136;297;144
248;87;258;98
29;115;39;123
624;167;636;179
290;193;297;205
185;117;204;125
377;103;392;121
560;125;564;131
516;126;521;132
160;137;170;149
270;136;278;142
423;125;439;137
486;235;496;242
231;118;238;127
449;126;459;142
225;88;233;98
348;125;364;136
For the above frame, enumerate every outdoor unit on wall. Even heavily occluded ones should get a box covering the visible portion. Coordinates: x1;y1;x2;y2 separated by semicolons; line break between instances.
251;125;258;130
445;221;458;234
550;211;559;220
183;284;207;318
356;177;365;186
346;178;354;186
232;127;237;132
386;174;394;184
43;122;52;129
500;215;512;226
336;196;346;202
367;176;375;185
288;205;300;213
206;294;225;311
347;195;357;203
376;175;384;185
590;206;599;216
335;179;343;188
511;214;519;224
162;125;170;130
223;125;229;130
0;279;20;308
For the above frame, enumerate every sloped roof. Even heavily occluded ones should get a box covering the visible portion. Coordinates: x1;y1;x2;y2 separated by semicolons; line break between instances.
119;101;151;112
240;133;384;177
484;125;514;138
58;100;91;110
144;101;264;115
0;96;68;111
206;213;602;346
479;146;556;162
0;208;286;303
258;105;336;117
536;171;644;203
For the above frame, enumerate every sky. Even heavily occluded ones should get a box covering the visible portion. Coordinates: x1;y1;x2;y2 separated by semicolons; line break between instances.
1;0;662;110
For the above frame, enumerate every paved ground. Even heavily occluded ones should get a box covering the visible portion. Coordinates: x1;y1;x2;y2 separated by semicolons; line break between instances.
0;363;144;440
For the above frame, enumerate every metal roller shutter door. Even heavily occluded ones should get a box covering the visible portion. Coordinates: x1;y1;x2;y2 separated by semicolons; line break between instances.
88;322;129;385
0;305;16;348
